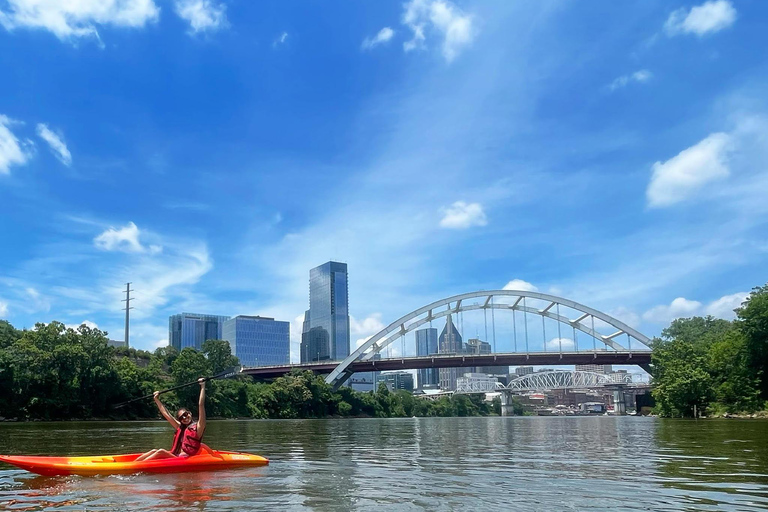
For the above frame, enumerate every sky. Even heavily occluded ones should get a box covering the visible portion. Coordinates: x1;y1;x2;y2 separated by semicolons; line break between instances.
0;0;766;364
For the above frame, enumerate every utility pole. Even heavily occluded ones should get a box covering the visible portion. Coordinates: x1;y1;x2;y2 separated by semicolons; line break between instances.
122;283;134;348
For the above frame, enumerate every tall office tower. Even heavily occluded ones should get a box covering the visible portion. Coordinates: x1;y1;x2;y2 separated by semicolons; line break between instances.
300;261;350;362
415;327;439;388
465;337;506;376
169;313;230;351
222;315;290;367
438;314;465;391
575;364;613;374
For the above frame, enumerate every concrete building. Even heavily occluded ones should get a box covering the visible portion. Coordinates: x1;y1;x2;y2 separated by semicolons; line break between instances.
415;327;439;388
108;339;127;348
377;371;414;392
169;313;230;351
466;337;507;376
222;315;290;367
300;261;350;362
575;364;613;374
514;366;534;376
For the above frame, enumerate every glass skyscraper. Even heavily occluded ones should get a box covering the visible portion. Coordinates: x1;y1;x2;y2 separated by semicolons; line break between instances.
169;313;230;351
300;261;350;363
222;315;290;367
415;327;439;388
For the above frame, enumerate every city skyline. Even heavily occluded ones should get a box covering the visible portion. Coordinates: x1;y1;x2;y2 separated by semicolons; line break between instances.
1;1;766;362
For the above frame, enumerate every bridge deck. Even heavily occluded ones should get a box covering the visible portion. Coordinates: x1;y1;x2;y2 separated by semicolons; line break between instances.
242;351;651;379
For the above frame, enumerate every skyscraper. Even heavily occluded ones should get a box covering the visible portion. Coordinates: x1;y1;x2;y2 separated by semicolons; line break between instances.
169;313;230;351
415;327;439;388
466;338;507;376
438;314;465;391
222;315;290;367
300;261;350;363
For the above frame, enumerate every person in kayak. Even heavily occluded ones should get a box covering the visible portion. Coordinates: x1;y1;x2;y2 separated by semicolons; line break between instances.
136;378;207;461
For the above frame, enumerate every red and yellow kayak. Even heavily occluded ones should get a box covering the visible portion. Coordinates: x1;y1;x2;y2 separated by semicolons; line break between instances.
0;449;269;476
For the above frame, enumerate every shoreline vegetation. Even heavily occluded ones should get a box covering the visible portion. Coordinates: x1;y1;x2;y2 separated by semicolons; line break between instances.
0;281;765;422
0;322;515;421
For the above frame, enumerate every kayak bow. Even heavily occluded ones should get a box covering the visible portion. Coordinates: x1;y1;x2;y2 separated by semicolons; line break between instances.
0;449;269;476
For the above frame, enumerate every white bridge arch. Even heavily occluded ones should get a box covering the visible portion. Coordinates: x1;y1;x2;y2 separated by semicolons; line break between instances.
326;290;651;387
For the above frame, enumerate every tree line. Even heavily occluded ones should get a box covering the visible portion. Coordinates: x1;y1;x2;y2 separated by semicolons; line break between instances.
0;321;504;421
651;283;768;417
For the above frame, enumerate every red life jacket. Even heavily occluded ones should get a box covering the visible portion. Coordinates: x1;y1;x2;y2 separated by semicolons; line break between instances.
171;422;202;456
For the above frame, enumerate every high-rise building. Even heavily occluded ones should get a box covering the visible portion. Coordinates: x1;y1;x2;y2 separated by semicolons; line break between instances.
300;261;350;363
377;371;414;392
438;314;465;391
169;313;230;351
575;364;613;374
415;327;439;388
465;338;507;375
222;315;290;367
515;366;534;377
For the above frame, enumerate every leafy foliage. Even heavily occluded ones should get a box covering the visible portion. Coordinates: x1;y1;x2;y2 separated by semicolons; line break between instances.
651;283;768;416
0;322;507;420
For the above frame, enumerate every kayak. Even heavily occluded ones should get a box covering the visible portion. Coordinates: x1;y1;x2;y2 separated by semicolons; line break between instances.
0;449;269;476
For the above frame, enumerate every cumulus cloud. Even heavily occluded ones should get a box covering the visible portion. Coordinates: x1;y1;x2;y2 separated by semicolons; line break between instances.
94;221;162;254
66;320;98;330
608;70;652;91
439;201;487;229
643;292;749;324
0;0;160;41
0;114;32;175
0;300;8;317
362;27;394;50
647;132;732;208
704;291;748;319
665;0;736;37
545;337;574;351
174;0;228;34
36;123;71;166
503;279;538;292
402;0;474;62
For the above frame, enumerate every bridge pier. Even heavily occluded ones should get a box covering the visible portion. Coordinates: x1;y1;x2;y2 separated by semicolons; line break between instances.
500;391;515;417
613;388;626;415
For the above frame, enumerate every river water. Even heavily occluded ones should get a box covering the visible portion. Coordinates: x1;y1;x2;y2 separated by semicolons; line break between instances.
1;417;768;511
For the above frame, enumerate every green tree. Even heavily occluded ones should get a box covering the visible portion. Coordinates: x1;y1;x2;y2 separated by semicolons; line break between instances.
652;336;714;417
202;339;239;374
737;284;768;398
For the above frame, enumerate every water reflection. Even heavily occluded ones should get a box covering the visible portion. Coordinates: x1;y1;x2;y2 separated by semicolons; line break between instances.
2;418;768;510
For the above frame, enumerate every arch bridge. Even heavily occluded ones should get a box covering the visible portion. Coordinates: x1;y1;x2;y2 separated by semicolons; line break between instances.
325;289;652;388
455;370;648;394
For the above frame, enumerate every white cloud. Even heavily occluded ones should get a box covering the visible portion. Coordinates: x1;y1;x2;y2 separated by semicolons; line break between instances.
643;297;703;324
0;114;32;175
647;132;732;208
704;291;748;319
0;300;8;317
351;313;385;337
66;319;98;330
36;123;71;166
174;0;227;34
643;292;748;324
272;31;288;48
402;0;474;62
665;0;736;37
439;201;487;229
608;69;653;91
503;279;538;292
0;0;160;41
545;337;574;351
362;27;394;50
94;221;162;254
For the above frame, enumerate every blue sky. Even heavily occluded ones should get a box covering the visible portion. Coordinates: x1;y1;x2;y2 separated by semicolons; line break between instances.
0;0;766;362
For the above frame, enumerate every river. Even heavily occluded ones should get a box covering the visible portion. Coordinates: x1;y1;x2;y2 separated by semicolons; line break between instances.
1;417;768;511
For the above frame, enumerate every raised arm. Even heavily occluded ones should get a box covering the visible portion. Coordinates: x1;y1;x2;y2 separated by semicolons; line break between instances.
154;391;180;429
196;378;206;437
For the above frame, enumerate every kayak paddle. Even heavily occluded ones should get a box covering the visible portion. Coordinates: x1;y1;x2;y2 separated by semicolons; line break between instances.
113;366;243;409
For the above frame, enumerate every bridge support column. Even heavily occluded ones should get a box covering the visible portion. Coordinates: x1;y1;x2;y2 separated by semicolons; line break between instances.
500;391;515;417
613;389;626;415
